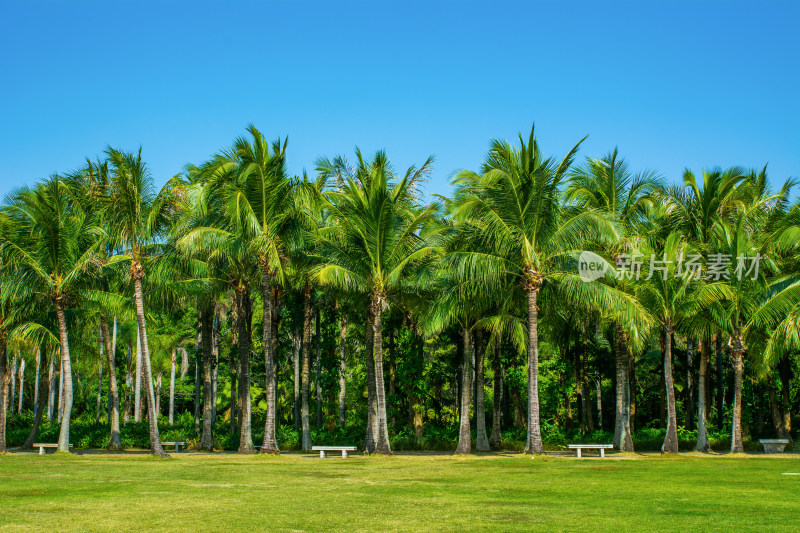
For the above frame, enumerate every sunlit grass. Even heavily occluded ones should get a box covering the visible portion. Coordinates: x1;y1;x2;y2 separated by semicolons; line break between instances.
1;452;798;532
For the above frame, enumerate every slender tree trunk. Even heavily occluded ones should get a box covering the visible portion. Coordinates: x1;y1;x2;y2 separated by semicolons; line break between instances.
730;330;745;453
238;289;255;453
338;314;347;428
0;334;8;453
95;360;102;423
17;358;25;414
180;347;188;380
55;304;74;453
595;370;603;431
47;355;55;422
169;349;176;425
155;372;162;417
455;327;472;454
489;336;503;449
134;324;142;423
524;285;544;454
301;285;313;451
211;306;220;426
57;359;64;423
22;350;48;449
475;330;490;452
696;338;710;452
613;322;634;451
662;324;679;454
10;355;16;415
364;303;377;453
777;353;793;441
372;293;392;454
260;266;279;454
685;338;694;431
123;343;132;425
293;328;300;432
100;319;121;450
200;306;214;451
133;277;169;457
716;333;724;429
315;309;322;430
33;348;40;418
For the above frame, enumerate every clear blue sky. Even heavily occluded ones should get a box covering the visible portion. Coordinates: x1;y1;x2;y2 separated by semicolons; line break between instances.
1;1;798;200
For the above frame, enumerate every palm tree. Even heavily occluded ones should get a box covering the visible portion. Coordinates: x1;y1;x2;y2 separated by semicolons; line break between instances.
3;177;102;452
316;149;438;454
662;166;745;451
452;125;619;454
567;148;660;451
105;147;181;457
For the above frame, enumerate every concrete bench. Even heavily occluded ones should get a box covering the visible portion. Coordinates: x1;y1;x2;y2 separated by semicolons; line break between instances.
311;446;357;458
162;441;187;452
33;443;73;455
568;444;613;458
759;439;790;453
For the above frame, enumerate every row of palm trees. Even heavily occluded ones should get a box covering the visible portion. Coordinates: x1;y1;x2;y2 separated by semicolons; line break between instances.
0;123;797;456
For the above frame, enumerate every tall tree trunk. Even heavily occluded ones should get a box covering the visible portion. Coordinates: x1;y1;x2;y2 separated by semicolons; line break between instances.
169;349;176;425
260;266;279;454
455;327;472;454
238;289;255;453
524;285;544;454
123;343;132;425
0;334;8;453
715;333;724;429
134;324;142;423
100;319;122;450
47;355;55;422
474;330;490;452
22;349;48;449
315;309;322;429
372;294;392;454
695;338;710;452
730;329;745;453
293;328;300;432
133;276;169;457
57;358;64;423
613;322;634;451
301;285;313;451
55;304;74;453
777;353;793;441
10;355;16;415
200;305;214;451
662;324;679;454
364;303;377;453
180;347;189;380
338;313;347;428
211;306;220;426
686;337;695;431
489;336;503;449
155;372;162;417
33;348;40;419
595;370;603;431
17;358;25;413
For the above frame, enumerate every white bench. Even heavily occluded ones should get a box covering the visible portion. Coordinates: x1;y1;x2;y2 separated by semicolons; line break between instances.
311;446;357;458
759;439;790;453
162;441;186;452
568;444;613;458
33;443;73;455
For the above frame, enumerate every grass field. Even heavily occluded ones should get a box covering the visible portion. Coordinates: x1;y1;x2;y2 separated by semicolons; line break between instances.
1;451;798;532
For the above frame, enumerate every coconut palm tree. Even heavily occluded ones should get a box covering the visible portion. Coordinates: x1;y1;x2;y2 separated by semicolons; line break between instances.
316;149;438;454
3;177;102;452
451;125;621;454
567;148;660;451
105;147;181;457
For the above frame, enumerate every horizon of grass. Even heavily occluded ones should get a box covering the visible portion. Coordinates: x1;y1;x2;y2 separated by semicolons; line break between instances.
1;452;798;532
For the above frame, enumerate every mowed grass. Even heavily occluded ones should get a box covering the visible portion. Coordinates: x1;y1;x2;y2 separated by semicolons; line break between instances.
1;451;798;532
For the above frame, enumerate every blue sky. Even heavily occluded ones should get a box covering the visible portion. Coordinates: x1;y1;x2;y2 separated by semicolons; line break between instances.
1;1;798;200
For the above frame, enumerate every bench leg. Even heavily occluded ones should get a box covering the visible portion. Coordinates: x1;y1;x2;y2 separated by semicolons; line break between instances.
39;447;45;455
320;451;326;459
600;449;605;458
576;449;581;458
342;450;349;459
176;444;181;452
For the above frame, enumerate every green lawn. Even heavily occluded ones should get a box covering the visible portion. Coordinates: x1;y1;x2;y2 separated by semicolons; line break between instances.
1;451;798;532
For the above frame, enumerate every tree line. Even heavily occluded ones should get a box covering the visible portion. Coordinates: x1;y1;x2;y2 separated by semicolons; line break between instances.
0;123;798;456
